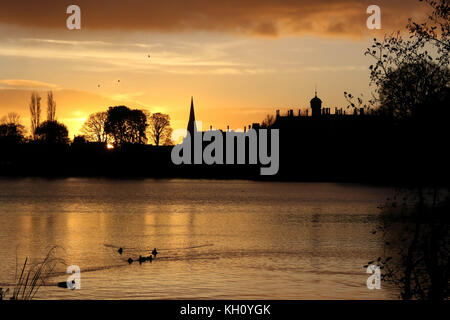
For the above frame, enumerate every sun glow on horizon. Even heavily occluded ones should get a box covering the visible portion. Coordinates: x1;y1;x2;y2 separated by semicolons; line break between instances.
0;1;429;139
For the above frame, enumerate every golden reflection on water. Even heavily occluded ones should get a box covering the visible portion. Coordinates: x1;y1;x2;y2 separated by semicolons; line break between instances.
0;179;397;299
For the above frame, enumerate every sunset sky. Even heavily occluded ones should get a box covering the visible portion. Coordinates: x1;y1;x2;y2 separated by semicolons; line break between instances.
0;0;427;138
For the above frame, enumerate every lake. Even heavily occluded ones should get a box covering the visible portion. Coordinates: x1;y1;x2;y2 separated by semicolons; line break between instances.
0;178;397;299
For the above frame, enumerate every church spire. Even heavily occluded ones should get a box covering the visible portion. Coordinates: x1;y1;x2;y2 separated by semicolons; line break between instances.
187;96;197;135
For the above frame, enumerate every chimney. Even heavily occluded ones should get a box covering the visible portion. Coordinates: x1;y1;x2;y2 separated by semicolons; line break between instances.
276;110;280;118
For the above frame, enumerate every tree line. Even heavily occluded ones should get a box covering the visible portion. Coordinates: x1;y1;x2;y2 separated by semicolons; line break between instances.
80;107;173;146
0;91;173;147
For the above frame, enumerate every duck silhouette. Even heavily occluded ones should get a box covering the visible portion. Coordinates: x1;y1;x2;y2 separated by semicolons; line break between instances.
127;257;133;264
57;280;75;289
118;247;123;255
152;248;158;257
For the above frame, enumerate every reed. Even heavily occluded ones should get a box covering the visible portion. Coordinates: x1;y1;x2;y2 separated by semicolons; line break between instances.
8;246;61;300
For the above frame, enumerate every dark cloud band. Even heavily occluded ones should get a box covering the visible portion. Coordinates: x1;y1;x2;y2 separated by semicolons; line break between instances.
0;0;425;37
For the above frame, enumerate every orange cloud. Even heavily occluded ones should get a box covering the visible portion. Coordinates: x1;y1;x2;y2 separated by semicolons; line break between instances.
0;0;427;38
0;79;59;90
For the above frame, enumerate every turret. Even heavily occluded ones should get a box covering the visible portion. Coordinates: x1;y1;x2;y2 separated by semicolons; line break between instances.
310;90;322;117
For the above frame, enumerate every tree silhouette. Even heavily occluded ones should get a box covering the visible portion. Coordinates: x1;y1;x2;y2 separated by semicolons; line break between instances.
29;92;41;140
0;112;26;143
363;0;449;121
1;112;22;126
261;114;275;128
72;135;87;145
344;0;449;120
47;91;56;122
0;124;25;144
35;121;69;144
365;37;449;120
407;0;449;56
368;189;450;300
104;106;148;145
148;112;173;146
377;61;449;120
81;111;109;143
128;109;148;144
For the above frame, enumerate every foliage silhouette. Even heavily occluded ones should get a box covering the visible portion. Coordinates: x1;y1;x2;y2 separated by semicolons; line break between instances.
361;0;450;300
104;106;148;146
344;0;449;122
29;92;41;140
0;112;26;144
148;112;173;146
81;111;109;143
368;188;450;300
261;114;275;128
35;120;69;144
47;91;56;122
0;123;25;144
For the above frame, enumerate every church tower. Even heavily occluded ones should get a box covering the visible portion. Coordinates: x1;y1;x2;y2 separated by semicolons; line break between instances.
310;89;322;117
187;96;197;137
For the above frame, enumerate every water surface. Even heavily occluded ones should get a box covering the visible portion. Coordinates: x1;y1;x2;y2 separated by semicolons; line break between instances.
0;178;396;299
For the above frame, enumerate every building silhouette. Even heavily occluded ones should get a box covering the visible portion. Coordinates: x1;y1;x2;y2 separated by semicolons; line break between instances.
171;89;449;182
182;91;374;143
273;90;367;124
